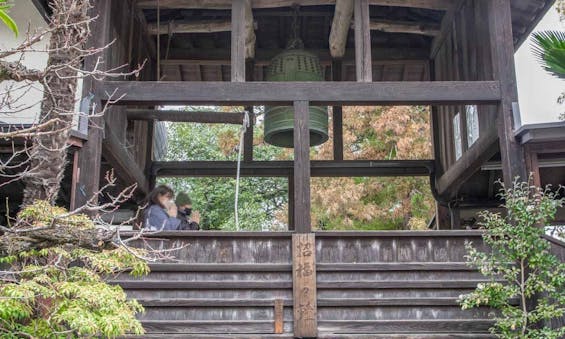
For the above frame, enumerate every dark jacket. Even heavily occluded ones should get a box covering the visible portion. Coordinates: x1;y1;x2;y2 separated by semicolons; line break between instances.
177;209;200;230
144;204;181;231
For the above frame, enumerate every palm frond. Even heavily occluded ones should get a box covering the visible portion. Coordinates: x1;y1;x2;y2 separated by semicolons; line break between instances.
0;0;17;37
531;30;565;79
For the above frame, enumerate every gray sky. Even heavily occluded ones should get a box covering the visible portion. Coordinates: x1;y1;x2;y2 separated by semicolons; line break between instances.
515;4;564;124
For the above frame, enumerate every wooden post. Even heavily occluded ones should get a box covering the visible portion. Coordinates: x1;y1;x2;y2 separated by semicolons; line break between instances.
274;298;284;334
243;60;254;162
231;0;245;82
72;0;111;209
436;204;452;230
288;175;295;231
293;101;311;233
292;233;317;337
332;60;344;161
486;0;527;186
354;0;372;82
145;120;156;190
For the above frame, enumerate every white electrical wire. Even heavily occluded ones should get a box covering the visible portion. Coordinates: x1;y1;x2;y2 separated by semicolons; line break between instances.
235;110;250;231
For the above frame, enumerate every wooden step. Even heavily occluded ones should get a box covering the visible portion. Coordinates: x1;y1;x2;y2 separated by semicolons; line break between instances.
317;262;476;271
140;320;293;334
114;279;493;290
112;280;292;289
316;279;495;289
143;262;476;272
318;319;494;334
125;335;494;339
138;319;493;335
148;263;292;272
137;297;469;307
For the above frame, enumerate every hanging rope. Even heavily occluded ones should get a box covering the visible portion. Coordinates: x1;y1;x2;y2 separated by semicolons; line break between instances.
156;0;161;80
234;110;250;231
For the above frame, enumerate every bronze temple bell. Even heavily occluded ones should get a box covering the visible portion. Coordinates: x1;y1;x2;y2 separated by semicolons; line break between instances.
263;42;329;148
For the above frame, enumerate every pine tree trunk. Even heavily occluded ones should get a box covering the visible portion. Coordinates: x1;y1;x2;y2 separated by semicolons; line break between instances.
22;0;91;205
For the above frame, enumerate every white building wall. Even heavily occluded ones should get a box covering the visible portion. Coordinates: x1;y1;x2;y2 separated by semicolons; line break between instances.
515;4;565;124
0;0;49;124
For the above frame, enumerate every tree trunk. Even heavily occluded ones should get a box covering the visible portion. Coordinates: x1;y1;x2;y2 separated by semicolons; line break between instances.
22;0;91;205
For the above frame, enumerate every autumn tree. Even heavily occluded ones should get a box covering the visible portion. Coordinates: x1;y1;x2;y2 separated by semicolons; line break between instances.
309;106;434;230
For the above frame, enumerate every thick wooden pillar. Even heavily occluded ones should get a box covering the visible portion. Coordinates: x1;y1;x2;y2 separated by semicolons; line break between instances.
72;0;111;209
354;0;372;82
293;101;311;233
231;0;246;82
486;0;527;186
332;60;344;161
292;233;317;337
436;204;452;230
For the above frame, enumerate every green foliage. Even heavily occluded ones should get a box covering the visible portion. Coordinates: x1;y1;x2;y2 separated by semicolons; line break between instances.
160;108;288;230
0;201;149;338
459;180;565;339
0;0;18;37
162;105;434;231
532;31;565;79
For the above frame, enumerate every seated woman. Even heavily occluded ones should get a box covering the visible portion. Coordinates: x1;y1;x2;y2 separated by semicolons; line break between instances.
143;185;181;231
175;192;201;230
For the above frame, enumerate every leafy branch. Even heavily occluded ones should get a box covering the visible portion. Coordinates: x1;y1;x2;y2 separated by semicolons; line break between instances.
460;179;565;339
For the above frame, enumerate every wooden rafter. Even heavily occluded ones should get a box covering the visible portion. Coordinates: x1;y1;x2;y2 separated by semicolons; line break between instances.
329;0;354;58
136;0;451;11
369;19;440;36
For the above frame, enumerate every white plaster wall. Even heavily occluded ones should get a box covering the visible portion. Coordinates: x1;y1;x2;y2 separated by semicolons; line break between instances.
0;0;50;124
515;4;565;124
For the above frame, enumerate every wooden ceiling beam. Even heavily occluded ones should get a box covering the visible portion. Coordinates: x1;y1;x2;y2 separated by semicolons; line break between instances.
161;47;430;63
137;0;451;11
148;20;232;34
369;19;441;36
329;0;354;58
125;109;245;124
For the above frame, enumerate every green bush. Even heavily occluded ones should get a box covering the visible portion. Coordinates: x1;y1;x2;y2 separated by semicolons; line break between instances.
460;180;565;339
0;201;149;338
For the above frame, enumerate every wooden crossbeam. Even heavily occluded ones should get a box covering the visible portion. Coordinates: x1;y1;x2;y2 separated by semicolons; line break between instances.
161;47;430;64
151;160;434;177
102;128;150;194
436;126;498;196
148;20;232;34
137;0;451;10
125;109;245;124
369;19;441;36
98;81;502;106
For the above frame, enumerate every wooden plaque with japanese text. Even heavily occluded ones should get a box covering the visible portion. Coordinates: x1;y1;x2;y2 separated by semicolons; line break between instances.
292;233;317;337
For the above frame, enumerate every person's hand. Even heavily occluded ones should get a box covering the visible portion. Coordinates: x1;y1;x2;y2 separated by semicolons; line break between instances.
167;202;178;218
191;210;201;224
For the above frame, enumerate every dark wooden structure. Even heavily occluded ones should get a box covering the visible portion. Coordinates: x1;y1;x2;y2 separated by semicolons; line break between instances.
10;0;564;337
